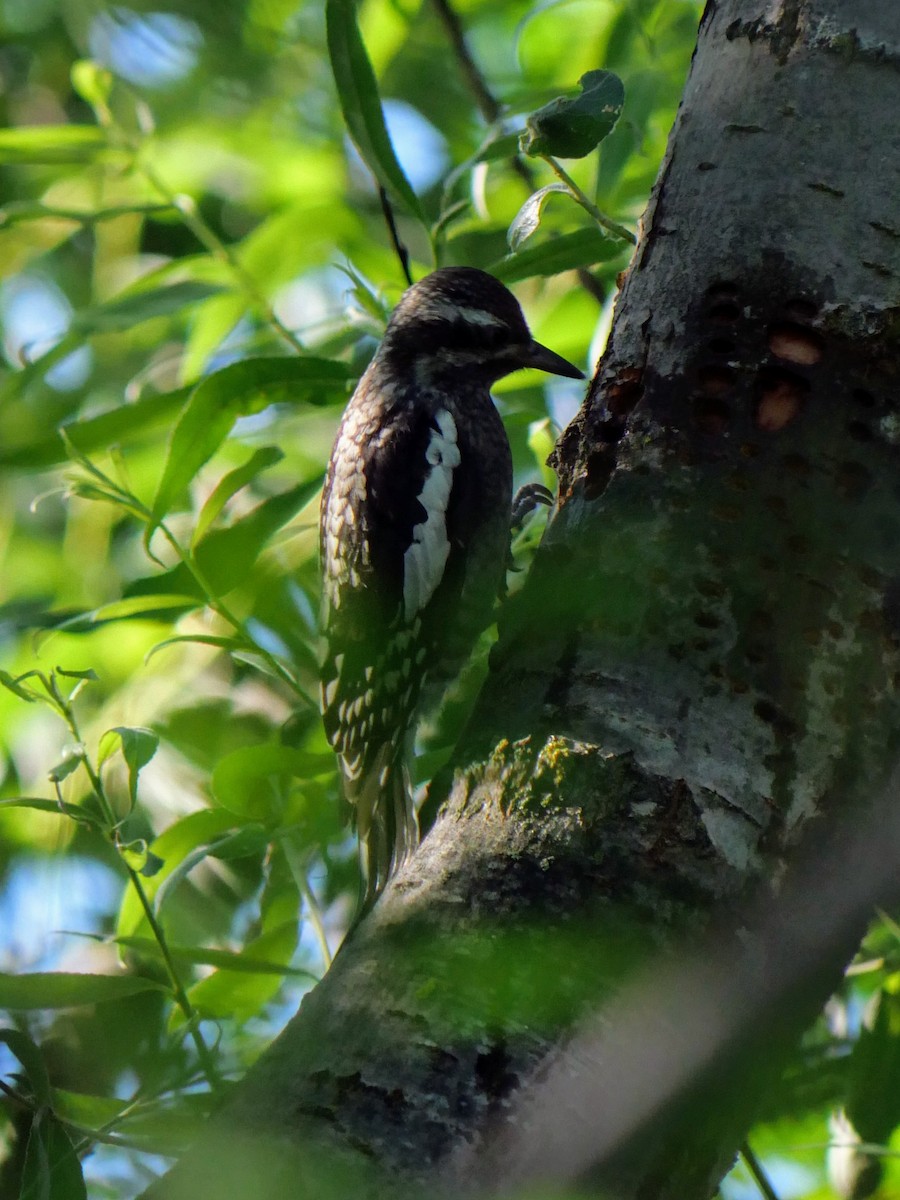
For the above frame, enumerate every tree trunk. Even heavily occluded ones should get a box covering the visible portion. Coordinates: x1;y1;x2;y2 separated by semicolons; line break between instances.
150;2;900;1196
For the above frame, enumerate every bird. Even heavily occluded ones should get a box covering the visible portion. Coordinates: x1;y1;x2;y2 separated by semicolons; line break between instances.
319;266;583;914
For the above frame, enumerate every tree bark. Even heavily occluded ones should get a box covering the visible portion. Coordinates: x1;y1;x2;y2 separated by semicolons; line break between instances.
150;2;900;1196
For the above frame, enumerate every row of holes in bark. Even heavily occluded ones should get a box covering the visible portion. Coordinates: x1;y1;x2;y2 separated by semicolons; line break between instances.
695;282;824;435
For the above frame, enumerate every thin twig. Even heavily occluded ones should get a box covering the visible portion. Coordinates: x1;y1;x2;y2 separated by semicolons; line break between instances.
741;1140;781;1200
378;186;414;287
0;1077;31;1110
430;0;500;123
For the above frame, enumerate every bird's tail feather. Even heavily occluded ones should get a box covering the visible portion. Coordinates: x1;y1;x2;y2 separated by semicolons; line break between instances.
344;744;418;914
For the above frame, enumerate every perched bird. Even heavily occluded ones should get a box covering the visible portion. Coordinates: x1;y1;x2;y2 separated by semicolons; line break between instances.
320;267;583;912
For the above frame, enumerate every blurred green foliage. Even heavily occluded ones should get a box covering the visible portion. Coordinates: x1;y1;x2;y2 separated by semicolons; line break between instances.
3;1;897;1198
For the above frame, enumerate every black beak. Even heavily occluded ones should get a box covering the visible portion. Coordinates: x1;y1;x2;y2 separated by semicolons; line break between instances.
524;339;585;380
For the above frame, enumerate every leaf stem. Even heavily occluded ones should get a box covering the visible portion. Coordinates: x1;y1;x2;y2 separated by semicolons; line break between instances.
539;155;636;244
126;864;223;1090
51;676;222;1092
138;159;306;356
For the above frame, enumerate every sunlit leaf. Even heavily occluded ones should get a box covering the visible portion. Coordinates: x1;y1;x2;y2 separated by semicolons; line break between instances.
0;972;168;1010
70;59;113;111
326;0;422;218
72;282;228;335
0;125;107;163
0;669;39;702
114;937;316;979
131;478;323;600
206;824;272;860
40;595;200;644
183;920;301;1022
211;744;323;822
98;726;159;808
492;228;622;282
192;445;284;546
151;357;349;526
116;809;242;938
47;750;85;785
153;826;272;915
145;633;244;662
0;797;68;815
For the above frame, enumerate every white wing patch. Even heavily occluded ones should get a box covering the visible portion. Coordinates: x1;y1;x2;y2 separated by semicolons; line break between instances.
403;409;460;620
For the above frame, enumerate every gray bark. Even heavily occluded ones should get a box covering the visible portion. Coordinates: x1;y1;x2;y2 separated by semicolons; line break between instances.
150;2;900;1197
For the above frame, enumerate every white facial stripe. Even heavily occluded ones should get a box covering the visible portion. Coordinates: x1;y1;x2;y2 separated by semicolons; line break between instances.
424;299;508;328
403;409;460;620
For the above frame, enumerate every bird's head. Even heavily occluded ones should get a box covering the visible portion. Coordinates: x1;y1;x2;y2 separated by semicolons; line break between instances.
378;267;584;387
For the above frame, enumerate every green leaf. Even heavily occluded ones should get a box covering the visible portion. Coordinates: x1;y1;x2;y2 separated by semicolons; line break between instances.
325;0;422;218
47;751;85;785
0;1029;51;1105
26;388;191;469
0;798;67;815
151;356;349;526
70;59;113;111
205;825;272;860
117;839;164;876
41;595;200;642
54;668;98;683
131;478;323;601
115;809;240;939
50;1088;128;1132
21;1109;87;1200
0;125;107;164
0;972;168;1010
53;1087;206;1156
115;937;316;979
152;827;270;915
98;726;159;808
847;983;900;1142
145;634;244;663
72;281;227;335
0;669;39;702
491;228;622;283
184;921;300;1022
211;744;320;822
507;182;571;251
192;446;284;547
520;69;625;159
